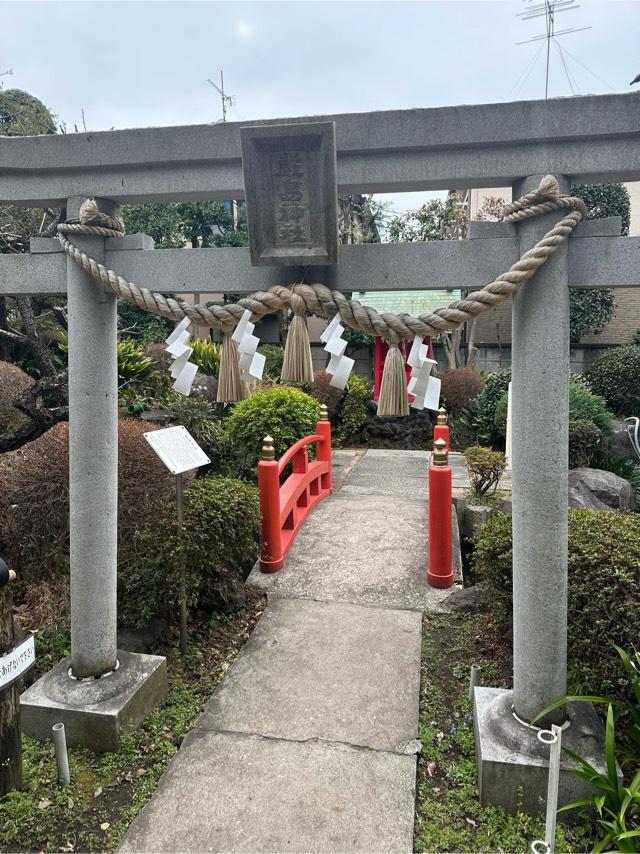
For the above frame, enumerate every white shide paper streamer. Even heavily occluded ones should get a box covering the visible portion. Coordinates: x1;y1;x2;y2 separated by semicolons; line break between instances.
322;315;354;390
165;318;198;396
407;335;441;411
235;309;266;383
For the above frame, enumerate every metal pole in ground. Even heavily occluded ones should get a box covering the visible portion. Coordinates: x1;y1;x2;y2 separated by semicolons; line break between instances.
511;175;570;725
0;559;21;796
176;472;188;656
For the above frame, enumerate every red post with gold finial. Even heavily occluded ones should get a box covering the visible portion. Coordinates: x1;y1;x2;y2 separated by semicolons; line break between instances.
428;438;453;589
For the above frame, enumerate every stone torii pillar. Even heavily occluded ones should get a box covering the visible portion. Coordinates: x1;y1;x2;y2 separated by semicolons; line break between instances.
19;198;167;752
66;196;119;679
473;176;608;815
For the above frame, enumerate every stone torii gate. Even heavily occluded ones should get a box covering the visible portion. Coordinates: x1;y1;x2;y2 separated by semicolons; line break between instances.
1;92;640;809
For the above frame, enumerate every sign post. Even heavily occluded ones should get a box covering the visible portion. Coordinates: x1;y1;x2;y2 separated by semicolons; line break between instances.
143;427;210;655
1;558;33;796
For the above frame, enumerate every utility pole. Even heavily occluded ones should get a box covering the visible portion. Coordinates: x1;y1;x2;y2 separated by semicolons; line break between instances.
517;0;591;98
207;70;234;122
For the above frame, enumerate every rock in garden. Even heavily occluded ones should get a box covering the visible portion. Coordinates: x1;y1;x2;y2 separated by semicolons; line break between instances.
191;371;218;404
568;467;636;511
441;584;492;612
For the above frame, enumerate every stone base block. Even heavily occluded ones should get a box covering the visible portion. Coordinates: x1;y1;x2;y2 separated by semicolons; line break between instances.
20;649;167;752
474;687;608;816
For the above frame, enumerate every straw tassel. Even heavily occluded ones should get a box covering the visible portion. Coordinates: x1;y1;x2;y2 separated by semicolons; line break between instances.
281;307;314;385
217;331;250;403
377;343;409;417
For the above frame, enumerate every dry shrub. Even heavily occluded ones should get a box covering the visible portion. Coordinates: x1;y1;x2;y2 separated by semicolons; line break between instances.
0;360;35;431
14;578;70;634
308;369;346;421
441;368;485;418
0;418;181;586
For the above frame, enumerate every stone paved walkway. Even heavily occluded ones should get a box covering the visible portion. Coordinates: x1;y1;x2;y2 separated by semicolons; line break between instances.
120;449;460;854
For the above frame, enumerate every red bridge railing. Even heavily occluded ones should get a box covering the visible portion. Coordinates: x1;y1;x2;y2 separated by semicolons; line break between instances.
258;405;332;573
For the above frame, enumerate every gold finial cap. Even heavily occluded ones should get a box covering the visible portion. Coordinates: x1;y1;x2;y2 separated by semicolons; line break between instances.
432;437;448;467
319;404;329;422
262;435;275;461
436;407;447;425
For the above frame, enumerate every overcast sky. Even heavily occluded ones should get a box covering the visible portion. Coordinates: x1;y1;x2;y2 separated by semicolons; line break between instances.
2;0;639;210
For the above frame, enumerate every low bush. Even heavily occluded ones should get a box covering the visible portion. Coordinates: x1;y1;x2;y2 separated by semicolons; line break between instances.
257;344;285;380
472;509;640;697
334;373;372;447
568;381;613;434
120;476;259;627
464;446;506;497
568;419;602;468
189;338;221;378
307;369;345;421
224;387;320;467
440;368;485;419
587;344;640;417
0;419;177;591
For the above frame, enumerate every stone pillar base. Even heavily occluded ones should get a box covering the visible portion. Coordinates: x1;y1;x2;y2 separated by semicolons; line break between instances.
20;650;167;753
474;687;608;816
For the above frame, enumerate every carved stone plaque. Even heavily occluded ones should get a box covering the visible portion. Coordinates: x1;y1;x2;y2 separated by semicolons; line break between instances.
240;121;338;267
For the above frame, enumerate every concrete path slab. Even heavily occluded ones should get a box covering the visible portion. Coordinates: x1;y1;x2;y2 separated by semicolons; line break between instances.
340;449;429;498
120;731;416;854
196;596;421;752
249;492;452;611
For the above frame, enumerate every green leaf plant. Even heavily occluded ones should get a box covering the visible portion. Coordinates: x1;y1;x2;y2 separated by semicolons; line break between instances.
533;645;640;852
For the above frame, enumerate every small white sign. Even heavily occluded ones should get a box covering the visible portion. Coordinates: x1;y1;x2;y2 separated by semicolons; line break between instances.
144;426;211;475
0;634;35;690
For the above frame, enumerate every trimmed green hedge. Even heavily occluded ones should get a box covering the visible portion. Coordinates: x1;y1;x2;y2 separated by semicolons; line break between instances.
224;387;320;468
472;509;640;698
120;476;259;627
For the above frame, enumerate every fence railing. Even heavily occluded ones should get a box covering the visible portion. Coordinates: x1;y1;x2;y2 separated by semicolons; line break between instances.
258;406;332;573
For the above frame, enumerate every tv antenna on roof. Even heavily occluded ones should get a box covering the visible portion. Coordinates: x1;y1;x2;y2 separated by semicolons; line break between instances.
517;1;591;98
207;70;235;122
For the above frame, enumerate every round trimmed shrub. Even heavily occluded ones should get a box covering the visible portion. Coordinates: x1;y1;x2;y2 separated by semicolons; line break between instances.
224;387;320;467
441;368;485;419
568;419;602;468
568;382;613;435
587;345;640;417
472;509;640;697
120;475;259;627
0;419;178;593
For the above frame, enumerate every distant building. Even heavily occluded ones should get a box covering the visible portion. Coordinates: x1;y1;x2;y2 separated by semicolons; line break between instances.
448;183;640;372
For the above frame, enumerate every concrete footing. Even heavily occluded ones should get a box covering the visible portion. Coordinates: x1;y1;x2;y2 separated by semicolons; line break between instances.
474;687;608;816
20;650;167;752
